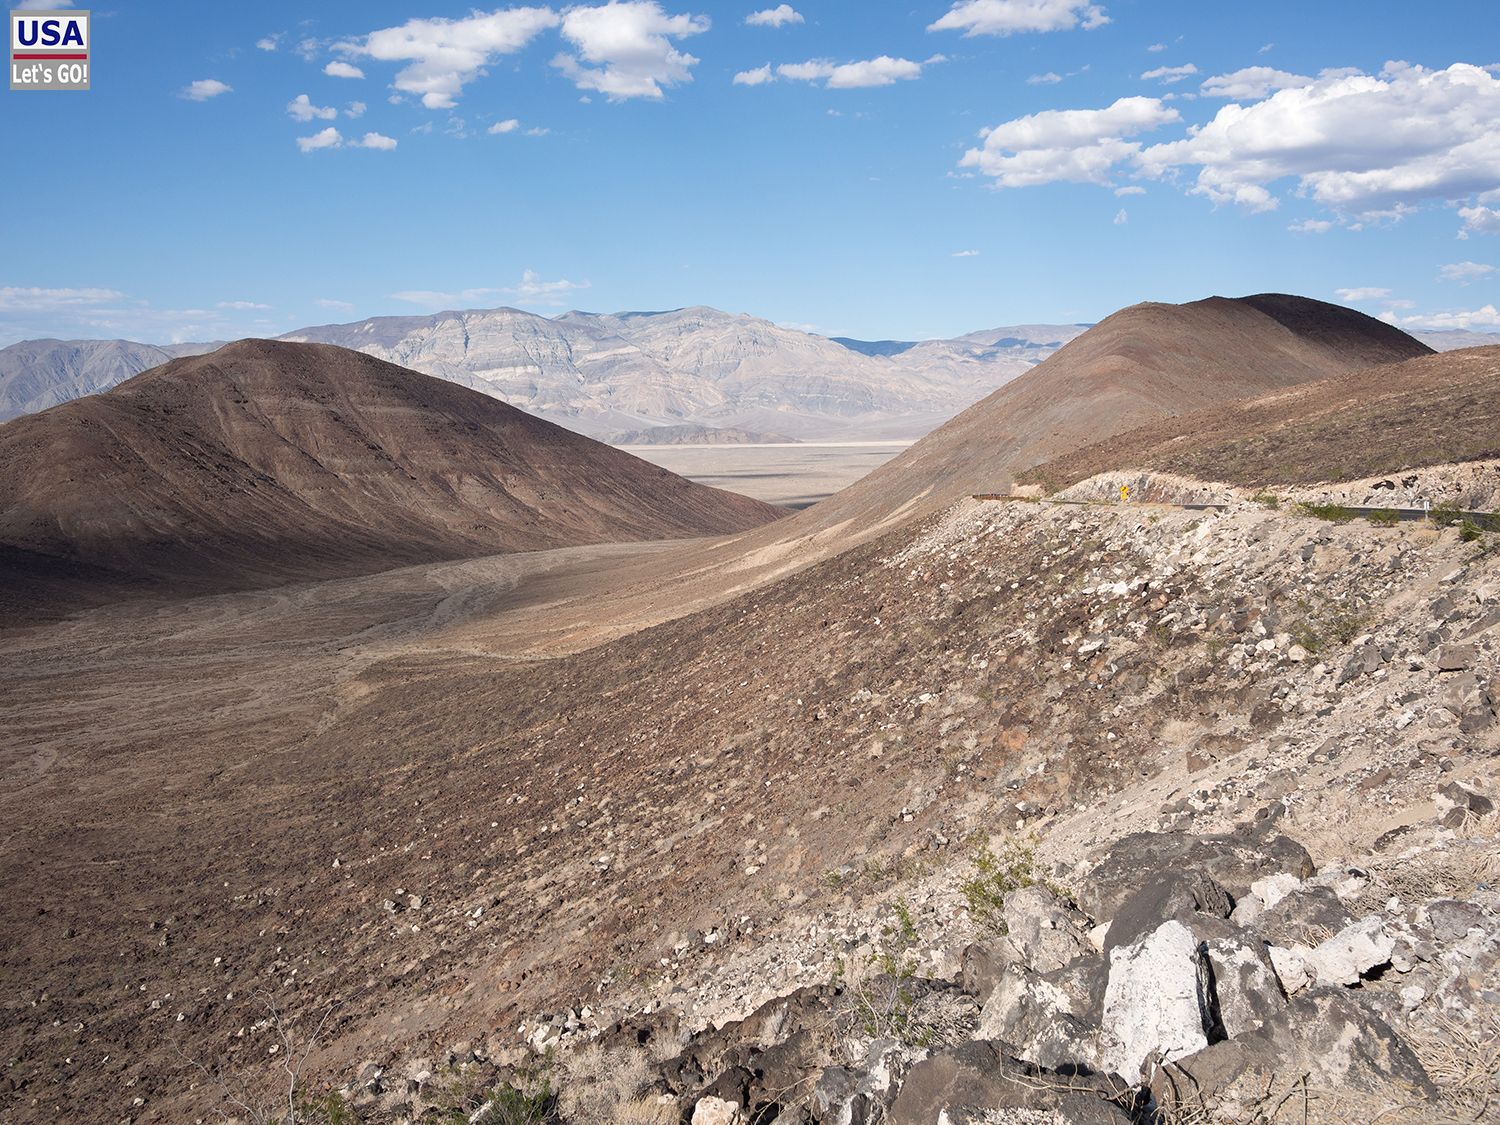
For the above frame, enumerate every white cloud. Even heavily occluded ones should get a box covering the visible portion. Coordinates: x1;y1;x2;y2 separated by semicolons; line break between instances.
1259;42;1274;55
1461;205;1500;234
1142;63;1197;84
256;35;280;52
1200;66;1311;100
929;0;1108;36
1027;72;1063;85
952;249;980;257
287;94;337;122
959;97;1180;188
773;55;933;89
1335;287;1392;302
297;127;344;153
1139;62;1500;223
489;118;521;134
316;299;356;313
391;271;590;310
553;2;709;101
1114;185;1145;196
356;132;398;150
346;101;367;118
216;300;270;311
181;79;231;101
507;269;590;302
324;60;366;80
733;64;774;86
1288;218;1334;233
1388;304;1500;330
1113;208;1127;224
1438;260;1495;283
338;7;560;109
0;286;125;311
1146;43;1166;53
746;4;802;27
525;126;551;136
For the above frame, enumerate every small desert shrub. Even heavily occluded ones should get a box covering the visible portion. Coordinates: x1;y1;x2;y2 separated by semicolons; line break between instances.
1367;507;1400;528
1251;492;1281;510
281;1093;358;1125
557;1045;665;1125
839;899;933;1049
1459;518;1484;543
1296;501;1355;524
470;1081;553;1125
959;833;1069;936
1430;499;1464;528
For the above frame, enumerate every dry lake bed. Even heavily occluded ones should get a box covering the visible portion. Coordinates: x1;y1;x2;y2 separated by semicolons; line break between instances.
618;442;912;508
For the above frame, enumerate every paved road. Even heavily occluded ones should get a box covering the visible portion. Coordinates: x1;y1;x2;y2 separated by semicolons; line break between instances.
973;494;1500;531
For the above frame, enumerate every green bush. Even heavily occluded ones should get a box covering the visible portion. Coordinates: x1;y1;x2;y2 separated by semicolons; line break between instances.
1431;499;1464;528
959;834;1070;935
1295;501;1354;524
1251;492;1281;510
1367;508;1400;528
1459;519;1484;543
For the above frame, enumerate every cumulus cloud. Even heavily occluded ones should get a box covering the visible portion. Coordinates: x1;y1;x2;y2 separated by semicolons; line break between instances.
256;35;280;52
1439;260;1495;283
1200;66;1311;100
1113;208;1128;224
181;79;231;101
959;97;1180;188
952;249;980;257
733;64;774;86
345;101;367;118
525;126;551;136
324;60;365;79
287;94;337;122
553;2;709;101
357;132;398;150
338;7;560;109
1335;287;1392;302
297;127;344;153
768;54;937;89
746;4;802;27
1461;205;1500;235
1114;185;1145;196
216;300;270;311
1288;218;1334;233
929;0;1108;36
1141;63;1197;84
489;118;521;133
1027;72;1063;85
1139;62;1500;222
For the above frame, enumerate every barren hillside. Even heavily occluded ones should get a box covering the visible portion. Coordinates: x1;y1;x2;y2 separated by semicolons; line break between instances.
0;340;782;601
1023;344;1500;492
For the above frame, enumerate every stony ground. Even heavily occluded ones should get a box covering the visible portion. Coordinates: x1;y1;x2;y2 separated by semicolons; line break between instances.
4;491;1497;1123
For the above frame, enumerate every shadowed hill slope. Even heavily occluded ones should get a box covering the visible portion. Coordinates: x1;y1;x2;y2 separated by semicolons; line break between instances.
787;294;1431;533
0;340;783;596
1022;344;1500;491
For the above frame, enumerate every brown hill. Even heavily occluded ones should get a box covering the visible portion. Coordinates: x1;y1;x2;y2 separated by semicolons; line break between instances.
787;293;1431;532
1023;344;1500;491
0;339;783;596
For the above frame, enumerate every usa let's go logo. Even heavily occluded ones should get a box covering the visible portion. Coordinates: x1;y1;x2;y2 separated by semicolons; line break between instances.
10;9;89;91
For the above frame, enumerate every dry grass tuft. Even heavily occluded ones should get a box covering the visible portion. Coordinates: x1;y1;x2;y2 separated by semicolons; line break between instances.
556;1045;671;1125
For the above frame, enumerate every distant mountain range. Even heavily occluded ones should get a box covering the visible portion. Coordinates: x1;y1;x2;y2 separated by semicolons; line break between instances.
1;311;1489;441
0;308;1089;440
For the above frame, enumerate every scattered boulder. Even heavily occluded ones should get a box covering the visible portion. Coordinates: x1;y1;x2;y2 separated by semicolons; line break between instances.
1303;915;1396;987
887;1040;1134;1125
1201;933;1288;1037
1103;869;1233;952
1100;920;1212;1080
1001;884;1093;972
692;1095;747;1125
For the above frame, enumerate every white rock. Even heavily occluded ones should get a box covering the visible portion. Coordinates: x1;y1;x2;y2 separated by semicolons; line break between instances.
1305;916;1395;987
1101;920;1210;1081
1267;945;1311;995
692;1095;747;1125
1249;873;1303;911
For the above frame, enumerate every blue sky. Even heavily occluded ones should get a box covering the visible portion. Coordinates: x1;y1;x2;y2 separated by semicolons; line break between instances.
2;0;1498;344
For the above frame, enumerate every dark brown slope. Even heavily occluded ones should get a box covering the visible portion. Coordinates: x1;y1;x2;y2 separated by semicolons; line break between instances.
0;339;783;596
785;294;1431;534
1023;344;1500;491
